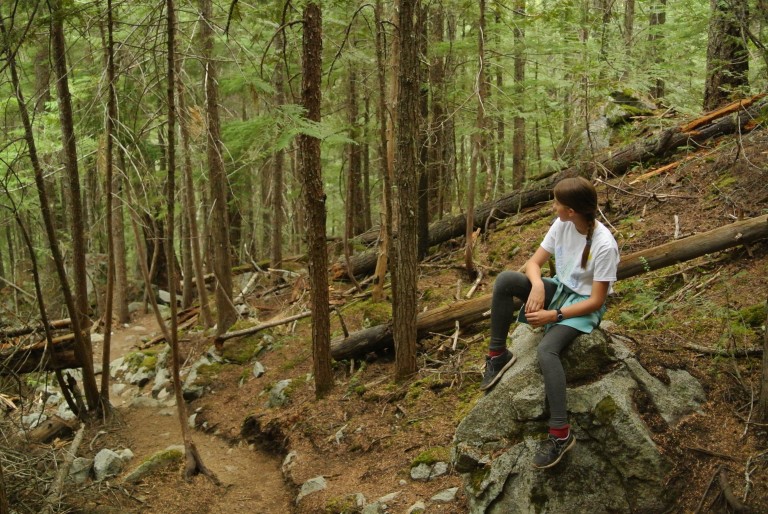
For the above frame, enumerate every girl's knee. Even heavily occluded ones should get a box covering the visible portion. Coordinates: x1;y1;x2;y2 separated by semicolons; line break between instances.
494;270;528;293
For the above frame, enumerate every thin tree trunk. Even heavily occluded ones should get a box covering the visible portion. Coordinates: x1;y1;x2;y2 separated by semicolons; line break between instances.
622;0;635;80
394;0;420;380
272;31;286;272
201;0;237;335
177;47;213;327
11;4;100;412
300;2;333;398
113;157;130;324
417;4;429;261
758;298;768;422
99;0;118;412
465;0;486;275
511;0;526;189
429;6;446;218
371;0;393;303
169;0;218;483
648;0;667;100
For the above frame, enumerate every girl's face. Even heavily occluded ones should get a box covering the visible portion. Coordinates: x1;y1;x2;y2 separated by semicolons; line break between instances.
553;198;576;222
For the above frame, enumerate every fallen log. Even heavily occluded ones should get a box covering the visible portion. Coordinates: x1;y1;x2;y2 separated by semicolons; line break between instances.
0;338;80;375
332;95;768;280
0;318;72;340
330;214;768;360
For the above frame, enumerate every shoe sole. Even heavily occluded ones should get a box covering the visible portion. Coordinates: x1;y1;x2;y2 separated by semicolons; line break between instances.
532;436;576;469
479;354;517;391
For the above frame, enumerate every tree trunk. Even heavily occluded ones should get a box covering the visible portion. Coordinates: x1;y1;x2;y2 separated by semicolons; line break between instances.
428;6;446;218
393;0;421;380
177;41;213;327
201;0;237;335
113;153;130;324
331;214;768;360
272;31;286;272
99;0;118;411
703;0;749;110
48;0;101;412
758;298;768;422
170;0;218;484
465;0;486;275
648;0;667;100
417;4;430;262
371;0;394;303
622;0;635;80
300;2;333;398
512;0;526;189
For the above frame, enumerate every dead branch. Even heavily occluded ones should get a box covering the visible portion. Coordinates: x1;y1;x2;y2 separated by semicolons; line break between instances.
718;468;751;513
214;311;312;346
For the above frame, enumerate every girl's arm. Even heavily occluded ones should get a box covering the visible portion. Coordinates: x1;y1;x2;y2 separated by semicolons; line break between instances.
523;247;552;313
526;280;610;327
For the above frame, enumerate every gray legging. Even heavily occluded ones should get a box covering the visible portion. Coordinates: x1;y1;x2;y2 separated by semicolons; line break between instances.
489;270;581;429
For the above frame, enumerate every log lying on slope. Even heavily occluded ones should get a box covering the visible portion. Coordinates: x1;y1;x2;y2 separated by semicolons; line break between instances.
332;95;768;280
330;214;768;361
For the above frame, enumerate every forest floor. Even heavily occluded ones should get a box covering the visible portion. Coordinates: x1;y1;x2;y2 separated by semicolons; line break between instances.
8;120;768;513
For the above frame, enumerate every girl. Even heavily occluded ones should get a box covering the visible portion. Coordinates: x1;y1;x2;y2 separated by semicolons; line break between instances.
479;176;619;469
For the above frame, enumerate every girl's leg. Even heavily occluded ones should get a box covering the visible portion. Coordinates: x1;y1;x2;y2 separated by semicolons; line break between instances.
536;324;581;429
489;271;556;352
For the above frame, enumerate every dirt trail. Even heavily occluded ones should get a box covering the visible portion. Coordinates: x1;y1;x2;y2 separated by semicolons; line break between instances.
94;313;293;513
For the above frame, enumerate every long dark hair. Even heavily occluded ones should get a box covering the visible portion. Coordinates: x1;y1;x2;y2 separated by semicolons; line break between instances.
554;177;597;269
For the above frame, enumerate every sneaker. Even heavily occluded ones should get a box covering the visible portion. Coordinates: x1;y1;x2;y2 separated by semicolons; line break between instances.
479;349;516;391
532;432;576;469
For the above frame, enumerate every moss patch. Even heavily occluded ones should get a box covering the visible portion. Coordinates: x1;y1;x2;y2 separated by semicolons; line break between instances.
412;446;451;466
221;338;264;364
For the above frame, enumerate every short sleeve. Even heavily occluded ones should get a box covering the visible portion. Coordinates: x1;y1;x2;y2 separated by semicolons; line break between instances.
540;218;560;254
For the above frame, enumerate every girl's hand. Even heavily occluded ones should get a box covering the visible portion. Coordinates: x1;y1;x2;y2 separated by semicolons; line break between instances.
526;309;555;328
525;283;546;313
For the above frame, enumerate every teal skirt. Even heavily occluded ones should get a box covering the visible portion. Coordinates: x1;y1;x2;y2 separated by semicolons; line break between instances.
517;276;606;334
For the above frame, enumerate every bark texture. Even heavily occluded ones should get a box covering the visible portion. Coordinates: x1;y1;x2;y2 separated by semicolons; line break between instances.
300;3;333;397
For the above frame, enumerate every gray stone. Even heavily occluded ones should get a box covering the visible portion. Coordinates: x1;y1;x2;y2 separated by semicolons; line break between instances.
94;449;124;481
406;501;426;514
128;302;144;314
127;369;154;387
453;325;704;513
129;396;161;408
410;463;431;481
118;449;134;462
68;457;93;484
252;361;265;378
21;413;47;429
57;402;77;422
112;383;127;396
431;461;448;478
295;476;327;504
430;487;459;503
123;446;184;484
152;367;171;397
268;379;293;408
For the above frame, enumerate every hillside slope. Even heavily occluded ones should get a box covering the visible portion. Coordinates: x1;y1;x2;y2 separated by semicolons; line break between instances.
59;119;768;513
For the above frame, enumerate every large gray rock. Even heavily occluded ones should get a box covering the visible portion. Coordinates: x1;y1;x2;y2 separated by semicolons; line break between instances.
453;324;704;513
94;449;125;482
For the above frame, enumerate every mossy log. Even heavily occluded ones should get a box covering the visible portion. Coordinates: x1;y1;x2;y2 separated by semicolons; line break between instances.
331;214;768;360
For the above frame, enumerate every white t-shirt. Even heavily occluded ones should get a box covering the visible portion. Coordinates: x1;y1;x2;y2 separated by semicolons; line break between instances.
540;218;619;295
